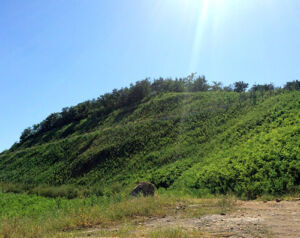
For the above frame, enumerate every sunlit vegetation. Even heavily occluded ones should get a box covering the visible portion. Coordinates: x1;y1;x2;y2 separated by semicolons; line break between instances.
0;76;299;200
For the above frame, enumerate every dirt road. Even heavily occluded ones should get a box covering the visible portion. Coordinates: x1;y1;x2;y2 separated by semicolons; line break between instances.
144;199;300;238
236;199;300;238
76;199;300;238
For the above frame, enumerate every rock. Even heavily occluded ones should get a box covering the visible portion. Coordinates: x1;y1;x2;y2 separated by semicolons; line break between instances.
130;182;155;197
176;203;186;210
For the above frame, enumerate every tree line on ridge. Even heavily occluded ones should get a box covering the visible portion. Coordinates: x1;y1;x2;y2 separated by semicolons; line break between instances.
19;75;300;145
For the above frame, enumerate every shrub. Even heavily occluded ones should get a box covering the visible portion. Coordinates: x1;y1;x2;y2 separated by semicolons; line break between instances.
82;186;104;197
0;182;33;194
31;185;78;199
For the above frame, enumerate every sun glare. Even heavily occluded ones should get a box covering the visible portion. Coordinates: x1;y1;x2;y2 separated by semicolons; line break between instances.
189;0;226;70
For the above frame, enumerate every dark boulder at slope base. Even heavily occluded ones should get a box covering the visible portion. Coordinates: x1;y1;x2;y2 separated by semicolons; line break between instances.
130;182;155;197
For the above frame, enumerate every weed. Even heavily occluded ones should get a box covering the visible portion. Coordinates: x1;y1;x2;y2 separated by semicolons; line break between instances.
148;228;189;238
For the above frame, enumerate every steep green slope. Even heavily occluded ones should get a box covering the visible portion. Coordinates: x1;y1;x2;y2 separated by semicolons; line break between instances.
0;90;299;198
173;92;300;198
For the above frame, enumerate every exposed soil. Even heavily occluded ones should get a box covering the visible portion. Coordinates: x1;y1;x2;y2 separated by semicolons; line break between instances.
78;199;300;238
236;199;300;238
143;199;300;238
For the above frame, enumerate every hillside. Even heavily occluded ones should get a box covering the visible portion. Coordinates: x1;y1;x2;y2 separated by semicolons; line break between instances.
0;79;299;199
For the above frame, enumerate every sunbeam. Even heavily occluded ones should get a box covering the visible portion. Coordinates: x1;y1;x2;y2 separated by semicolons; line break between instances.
190;0;210;71
189;0;229;71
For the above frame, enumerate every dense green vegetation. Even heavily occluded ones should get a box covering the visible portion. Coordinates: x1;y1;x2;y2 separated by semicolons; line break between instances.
0;77;299;200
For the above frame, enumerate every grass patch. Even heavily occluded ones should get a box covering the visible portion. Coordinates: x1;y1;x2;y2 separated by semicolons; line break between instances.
0;193;235;238
75;227;216;238
147;228;214;238
148;228;190;238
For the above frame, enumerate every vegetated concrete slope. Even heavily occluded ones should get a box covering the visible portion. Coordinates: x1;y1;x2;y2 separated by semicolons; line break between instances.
0;91;299;197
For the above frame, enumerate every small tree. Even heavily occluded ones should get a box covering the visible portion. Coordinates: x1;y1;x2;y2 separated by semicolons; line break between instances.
251;83;274;98
234;81;249;93
190;75;209;92
20;127;33;143
223;85;233;92
250;90;257;105
211;81;222;91
127;79;151;105
284;80;300;91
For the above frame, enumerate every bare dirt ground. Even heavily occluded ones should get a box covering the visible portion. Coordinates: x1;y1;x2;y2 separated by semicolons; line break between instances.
236;199;300;238
145;199;300;238
76;199;300;238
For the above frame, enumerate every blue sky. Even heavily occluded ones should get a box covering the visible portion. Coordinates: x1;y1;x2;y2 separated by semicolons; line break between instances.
0;0;299;152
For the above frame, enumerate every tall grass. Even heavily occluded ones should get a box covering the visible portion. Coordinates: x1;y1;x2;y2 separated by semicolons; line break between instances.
147;228;212;238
